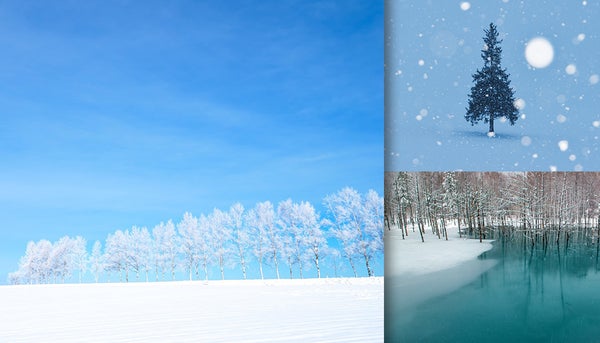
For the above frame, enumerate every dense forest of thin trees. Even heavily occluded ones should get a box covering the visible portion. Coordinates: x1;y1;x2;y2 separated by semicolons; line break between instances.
9;187;383;285
385;172;600;246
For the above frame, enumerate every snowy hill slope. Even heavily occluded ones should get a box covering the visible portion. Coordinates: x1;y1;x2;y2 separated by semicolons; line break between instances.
0;278;382;342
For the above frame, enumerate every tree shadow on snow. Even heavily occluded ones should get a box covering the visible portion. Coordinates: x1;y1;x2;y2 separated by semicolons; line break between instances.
452;129;522;141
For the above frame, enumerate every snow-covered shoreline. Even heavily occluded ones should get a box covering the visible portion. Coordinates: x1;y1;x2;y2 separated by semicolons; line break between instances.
386;225;496;328
0;277;383;342
385;224;494;277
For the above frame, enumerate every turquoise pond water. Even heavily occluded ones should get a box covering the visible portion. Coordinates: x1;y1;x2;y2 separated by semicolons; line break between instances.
386;234;600;342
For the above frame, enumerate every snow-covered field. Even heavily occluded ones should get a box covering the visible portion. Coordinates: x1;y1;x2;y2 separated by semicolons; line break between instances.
0;278;383;342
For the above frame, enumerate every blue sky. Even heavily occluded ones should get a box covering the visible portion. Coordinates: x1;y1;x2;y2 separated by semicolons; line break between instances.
387;0;600;171
0;1;383;282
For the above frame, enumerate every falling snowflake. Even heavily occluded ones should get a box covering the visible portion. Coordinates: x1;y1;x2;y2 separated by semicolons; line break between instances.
525;37;554;68
558;140;569;151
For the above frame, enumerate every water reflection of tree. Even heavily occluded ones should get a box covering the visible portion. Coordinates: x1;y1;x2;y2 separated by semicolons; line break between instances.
485;231;598;322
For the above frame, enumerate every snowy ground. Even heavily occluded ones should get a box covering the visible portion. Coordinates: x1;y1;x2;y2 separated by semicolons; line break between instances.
385;224;494;277
0;278;383;342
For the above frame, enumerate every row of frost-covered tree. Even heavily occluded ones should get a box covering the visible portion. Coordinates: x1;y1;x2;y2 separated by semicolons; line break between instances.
385;172;600;244
9;187;382;284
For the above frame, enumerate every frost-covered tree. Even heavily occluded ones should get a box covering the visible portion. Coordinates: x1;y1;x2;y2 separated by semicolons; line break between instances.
89;240;104;283
105;230;129;282
127;226;151;281
324;189;359;277
324;187;381;277
255;201;281;279
228;203;251;280
152;220;179;281
178;212;201;281
20;240;53;284
11;236;88;284
197;214;214;280
443;172;462;237
465;22;518;135
393;172;413;238
297;201;327;278
72;236;88;283
246;205;269;280
327;248;343;278
138;227;153;282
210;208;232;280
277;199;301;279
362;190;384;262
48;236;75;283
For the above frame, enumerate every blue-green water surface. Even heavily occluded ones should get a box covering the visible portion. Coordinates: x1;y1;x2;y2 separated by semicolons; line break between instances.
387;235;600;342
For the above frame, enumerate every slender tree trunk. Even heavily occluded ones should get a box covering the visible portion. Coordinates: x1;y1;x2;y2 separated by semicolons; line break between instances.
315;255;321;279
363;252;373;277
348;256;357;278
259;259;264;280
220;256;225;280
239;248;247;280
273;252;280;279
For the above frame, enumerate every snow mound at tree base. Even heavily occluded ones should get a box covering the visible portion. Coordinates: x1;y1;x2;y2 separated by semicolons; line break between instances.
0;277;383;342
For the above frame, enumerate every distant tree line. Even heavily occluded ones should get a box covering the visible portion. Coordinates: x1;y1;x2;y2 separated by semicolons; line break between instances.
9;187;383;284
385;172;600;246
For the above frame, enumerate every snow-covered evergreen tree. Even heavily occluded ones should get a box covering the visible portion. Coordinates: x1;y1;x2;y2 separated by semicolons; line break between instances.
465;22;518;135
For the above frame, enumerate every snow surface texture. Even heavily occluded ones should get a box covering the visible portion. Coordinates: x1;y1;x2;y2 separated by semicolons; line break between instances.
385;225;493;277
0;278;382;342
386;1;600;171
